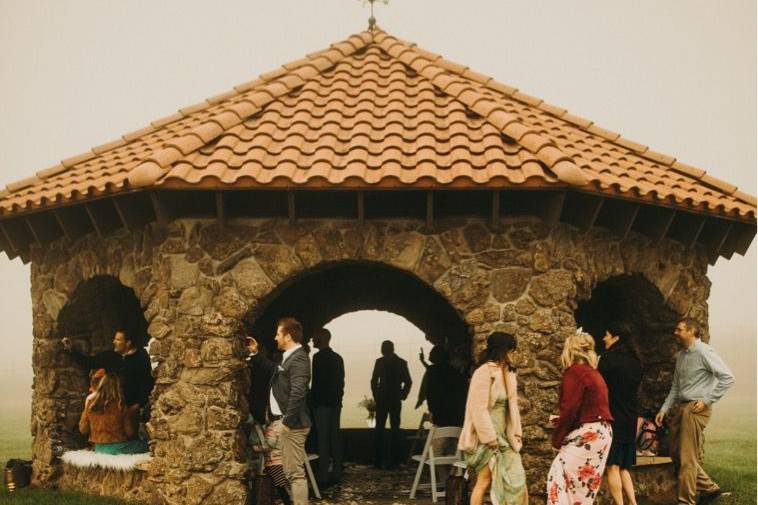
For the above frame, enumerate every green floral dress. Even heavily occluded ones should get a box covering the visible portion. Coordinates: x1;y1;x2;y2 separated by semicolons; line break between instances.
463;395;526;505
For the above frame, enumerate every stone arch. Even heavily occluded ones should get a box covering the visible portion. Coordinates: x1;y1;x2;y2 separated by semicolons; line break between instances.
245;259;471;352
574;272;681;414
33;275;153;473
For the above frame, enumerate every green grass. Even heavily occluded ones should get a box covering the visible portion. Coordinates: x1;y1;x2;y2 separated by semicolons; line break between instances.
0;487;128;505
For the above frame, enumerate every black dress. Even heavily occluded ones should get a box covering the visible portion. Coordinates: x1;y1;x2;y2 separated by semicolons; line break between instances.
598;345;642;468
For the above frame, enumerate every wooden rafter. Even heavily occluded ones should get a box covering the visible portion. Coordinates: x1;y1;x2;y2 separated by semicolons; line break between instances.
357;191;365;226
651;209;677;243
542;191;566;224
84;204;105;238
287;191;296;225
426;191;434;229
150;192;167;226
579;196;604;232
490;190;500;228
112;197;132;232
215;192;226;228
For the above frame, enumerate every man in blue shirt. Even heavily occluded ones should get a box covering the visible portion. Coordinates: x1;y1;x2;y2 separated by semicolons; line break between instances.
655;318;734;505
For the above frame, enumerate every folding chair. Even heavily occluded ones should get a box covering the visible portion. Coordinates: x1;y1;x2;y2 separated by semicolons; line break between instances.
406;412;431;463
409;425;462;502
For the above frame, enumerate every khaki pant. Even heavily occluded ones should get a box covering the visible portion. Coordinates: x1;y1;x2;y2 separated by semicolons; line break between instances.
281;424;310;505
668;401;718;504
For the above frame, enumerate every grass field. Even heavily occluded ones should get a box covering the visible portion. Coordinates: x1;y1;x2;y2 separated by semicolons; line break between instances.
1;402;754;504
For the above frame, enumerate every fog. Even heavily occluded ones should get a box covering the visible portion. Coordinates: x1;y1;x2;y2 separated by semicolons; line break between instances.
0;0;755;436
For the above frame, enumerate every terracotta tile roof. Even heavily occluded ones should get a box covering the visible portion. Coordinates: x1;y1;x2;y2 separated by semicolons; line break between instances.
0;29;754;222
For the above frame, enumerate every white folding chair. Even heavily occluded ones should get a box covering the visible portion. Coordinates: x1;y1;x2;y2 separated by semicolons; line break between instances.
304;453;321;499
406;412;431;463
409;425;462;502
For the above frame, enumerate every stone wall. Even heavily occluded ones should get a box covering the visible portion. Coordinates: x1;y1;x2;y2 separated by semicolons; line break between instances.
27;216;711;504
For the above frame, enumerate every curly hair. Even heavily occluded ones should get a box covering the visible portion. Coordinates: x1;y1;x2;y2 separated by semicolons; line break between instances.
560;332;599;369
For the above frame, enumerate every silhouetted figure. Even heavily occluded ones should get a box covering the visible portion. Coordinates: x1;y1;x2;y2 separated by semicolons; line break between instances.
424;346;467;428
310;328;345;486
371;340;412;469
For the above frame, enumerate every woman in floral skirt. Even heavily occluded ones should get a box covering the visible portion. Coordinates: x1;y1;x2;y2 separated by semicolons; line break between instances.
547;331;614;505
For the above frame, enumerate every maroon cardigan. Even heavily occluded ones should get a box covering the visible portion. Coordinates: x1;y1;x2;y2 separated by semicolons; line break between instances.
552;363;613;448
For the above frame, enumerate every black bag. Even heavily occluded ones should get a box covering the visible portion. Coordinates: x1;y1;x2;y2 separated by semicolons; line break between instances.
4;459;32;491
445;473;469;505
252;473;273;505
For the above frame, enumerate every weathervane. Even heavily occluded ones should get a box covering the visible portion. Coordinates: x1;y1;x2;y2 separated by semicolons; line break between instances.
363;0;389;30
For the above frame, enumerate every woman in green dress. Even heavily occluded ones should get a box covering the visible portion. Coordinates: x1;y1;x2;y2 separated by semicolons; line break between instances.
458;332;527;505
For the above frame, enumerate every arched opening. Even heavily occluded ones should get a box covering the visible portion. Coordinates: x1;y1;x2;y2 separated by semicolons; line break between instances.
574;273;681;414
245;260;472;467
54;275;153;451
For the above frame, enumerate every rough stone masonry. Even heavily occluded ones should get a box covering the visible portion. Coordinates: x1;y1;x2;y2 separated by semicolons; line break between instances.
29;216;709;504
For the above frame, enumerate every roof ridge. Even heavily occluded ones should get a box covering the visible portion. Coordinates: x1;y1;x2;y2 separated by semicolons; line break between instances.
372;32;755;208
127;30;375;188
373;32;589;187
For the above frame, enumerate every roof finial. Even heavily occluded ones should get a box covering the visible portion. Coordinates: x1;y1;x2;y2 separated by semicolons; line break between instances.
365;0;388;31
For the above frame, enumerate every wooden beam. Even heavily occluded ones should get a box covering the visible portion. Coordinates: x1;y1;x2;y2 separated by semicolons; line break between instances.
650;209;677;244
287;190;296;225
112;197;132;232
543;191;566;224
53;210;73;241
425;191;434;229
684;216;707;249
619;204;640;239
357;191;365;226
706;222;733;265
0;222;19;257
215;192;225;228
579;196;604;232
84;203;105;238
24;218;42;246
732;223;757;256
150;192;167;226
490;191;500;228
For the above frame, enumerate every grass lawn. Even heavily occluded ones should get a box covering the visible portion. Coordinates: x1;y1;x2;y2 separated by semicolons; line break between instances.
1;404;754;504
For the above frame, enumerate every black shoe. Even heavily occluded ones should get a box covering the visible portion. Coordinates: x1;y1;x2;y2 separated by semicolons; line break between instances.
698;487;723;505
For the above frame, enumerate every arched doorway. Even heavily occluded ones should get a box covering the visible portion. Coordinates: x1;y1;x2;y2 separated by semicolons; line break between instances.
245;260;472;465
52;275;152;450
575;273;680;414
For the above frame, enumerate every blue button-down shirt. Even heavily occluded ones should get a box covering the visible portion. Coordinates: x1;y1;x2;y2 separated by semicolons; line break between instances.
661;339;734;413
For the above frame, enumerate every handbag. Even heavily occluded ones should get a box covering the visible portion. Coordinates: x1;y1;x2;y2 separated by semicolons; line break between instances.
4;459;32;492
445;472;469;505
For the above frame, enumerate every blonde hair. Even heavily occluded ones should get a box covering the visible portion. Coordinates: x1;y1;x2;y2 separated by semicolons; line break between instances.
89;373;124;412
560;332;599;369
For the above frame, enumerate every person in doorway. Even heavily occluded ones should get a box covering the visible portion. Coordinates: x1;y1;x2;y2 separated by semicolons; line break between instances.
79;372;146;454
547;331;613;505
247;317;312;505
62;328;154;425
310;328;345;487
654;318;734;505
459;332;526;505
370;340;412;469
424;346;467;428
598;322;643;505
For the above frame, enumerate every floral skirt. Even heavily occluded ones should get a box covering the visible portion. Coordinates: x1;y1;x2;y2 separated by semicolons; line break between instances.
547;421;612;505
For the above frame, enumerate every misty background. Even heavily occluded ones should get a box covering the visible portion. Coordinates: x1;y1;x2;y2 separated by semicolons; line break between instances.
0;1;755;443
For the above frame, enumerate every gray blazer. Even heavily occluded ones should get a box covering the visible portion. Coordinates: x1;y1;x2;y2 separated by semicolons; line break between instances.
251;347;312;429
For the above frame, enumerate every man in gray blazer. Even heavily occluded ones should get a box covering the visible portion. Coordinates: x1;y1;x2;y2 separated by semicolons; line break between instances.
248;317;312;505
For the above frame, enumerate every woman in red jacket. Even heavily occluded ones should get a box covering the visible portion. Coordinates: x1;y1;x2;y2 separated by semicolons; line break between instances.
547;332;613;505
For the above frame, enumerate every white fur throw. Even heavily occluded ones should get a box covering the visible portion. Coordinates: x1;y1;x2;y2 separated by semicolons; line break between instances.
61;450;151;471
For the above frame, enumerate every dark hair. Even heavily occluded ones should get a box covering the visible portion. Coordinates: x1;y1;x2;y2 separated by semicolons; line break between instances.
606;321;642;363
313;328;331;343
277;317;304;344
679;318;702;338
381;340;394;356
114;327;134;345
479;331;517;370
429;346;449;365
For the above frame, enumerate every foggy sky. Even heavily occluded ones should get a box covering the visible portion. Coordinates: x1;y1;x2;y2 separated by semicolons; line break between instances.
0;1;755;413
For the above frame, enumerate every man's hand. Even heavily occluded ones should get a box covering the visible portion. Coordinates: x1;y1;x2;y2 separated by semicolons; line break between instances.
246;337;259;355
655;411;666;427
691;400;707;413
486;440;498;449
61;337;72;351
